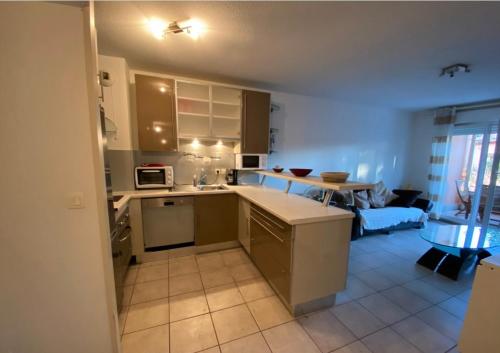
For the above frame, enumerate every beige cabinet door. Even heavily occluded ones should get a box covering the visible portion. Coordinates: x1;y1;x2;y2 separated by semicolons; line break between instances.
135;74;177;152
194;194;238;246
238;197;251;253
241;90;270;154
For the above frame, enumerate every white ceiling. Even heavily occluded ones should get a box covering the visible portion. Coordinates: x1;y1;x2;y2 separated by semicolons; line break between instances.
95;1;500;111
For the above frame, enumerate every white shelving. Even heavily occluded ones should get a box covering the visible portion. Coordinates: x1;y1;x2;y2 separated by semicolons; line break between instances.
176;80;242;140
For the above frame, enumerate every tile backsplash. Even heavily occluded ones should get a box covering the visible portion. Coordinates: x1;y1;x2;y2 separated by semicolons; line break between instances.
108;141;237;191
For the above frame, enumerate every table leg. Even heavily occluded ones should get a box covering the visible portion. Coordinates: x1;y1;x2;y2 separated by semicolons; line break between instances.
435;249;473;281
416;247;447;271
476;249;492;265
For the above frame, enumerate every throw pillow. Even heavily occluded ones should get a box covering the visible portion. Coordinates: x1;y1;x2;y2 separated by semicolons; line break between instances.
368;181;398;208
354;190;370;209
387;189;422;207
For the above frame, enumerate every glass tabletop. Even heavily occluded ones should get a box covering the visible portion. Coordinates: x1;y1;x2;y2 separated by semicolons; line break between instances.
420;225;500;250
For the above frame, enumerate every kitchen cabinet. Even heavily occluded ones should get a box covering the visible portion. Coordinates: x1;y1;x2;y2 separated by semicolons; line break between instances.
135;74;177;152
194;194;238;246
238;197;251;253
250;205;292;302
241;90;271;154
176;81;242;140
248;201;352;315
98;55;133;150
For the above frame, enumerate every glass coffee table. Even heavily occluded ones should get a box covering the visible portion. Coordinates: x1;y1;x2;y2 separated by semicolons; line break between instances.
417;224;500;280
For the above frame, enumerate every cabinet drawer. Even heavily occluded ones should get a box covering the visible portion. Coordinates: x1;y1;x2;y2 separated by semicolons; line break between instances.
250;217;291;301
250;205;292;241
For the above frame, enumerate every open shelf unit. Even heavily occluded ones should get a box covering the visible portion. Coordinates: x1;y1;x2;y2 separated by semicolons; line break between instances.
176;81;242;140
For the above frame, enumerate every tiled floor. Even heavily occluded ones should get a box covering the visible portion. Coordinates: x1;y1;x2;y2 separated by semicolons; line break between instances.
119;222;487;353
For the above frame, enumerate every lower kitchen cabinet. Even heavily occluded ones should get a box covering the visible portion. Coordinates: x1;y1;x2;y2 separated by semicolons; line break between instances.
194;194;238;246
238;197;251;253
248;201;352;316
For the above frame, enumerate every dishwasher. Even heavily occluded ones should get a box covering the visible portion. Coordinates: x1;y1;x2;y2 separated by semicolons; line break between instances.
142;197;195;250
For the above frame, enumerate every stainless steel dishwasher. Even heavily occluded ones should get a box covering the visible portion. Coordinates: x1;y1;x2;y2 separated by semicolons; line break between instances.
141;197;195;250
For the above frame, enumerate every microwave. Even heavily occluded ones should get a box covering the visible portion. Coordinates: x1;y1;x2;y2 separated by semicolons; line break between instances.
135;166;174;189
235;154;268;170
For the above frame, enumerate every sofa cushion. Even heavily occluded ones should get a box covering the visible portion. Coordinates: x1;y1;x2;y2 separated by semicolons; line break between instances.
354;190;370;209
359;206;428;231
388;189;422;207
368;181;398;208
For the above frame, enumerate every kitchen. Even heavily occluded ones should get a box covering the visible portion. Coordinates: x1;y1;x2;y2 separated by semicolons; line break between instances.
94;5;378;351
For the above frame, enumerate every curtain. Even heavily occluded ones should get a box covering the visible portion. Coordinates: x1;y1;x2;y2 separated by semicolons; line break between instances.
427;108;455;218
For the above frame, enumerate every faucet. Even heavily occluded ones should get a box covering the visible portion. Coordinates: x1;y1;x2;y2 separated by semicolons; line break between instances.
193;169;208;187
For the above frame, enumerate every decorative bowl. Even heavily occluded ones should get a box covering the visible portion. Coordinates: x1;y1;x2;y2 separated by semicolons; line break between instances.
289;168;313;177
273;167;284;173
320;172;350;183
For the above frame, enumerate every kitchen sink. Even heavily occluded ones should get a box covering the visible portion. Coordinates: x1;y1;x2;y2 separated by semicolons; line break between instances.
197;185;227;191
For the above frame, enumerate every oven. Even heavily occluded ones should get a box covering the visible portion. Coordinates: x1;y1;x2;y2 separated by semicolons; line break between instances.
135;166;174;189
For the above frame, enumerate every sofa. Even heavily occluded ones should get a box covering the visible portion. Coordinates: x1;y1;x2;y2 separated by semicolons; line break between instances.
325;185;433;240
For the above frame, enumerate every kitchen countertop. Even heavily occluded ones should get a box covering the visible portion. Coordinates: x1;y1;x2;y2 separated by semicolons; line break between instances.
114;184;353;225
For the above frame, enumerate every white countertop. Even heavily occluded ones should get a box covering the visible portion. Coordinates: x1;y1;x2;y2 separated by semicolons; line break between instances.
114;184;353;225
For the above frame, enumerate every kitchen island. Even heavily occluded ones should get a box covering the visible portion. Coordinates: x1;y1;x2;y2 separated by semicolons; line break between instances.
114;184;354;315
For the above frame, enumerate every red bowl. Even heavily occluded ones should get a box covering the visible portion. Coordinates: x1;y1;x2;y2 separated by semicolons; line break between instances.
273;168;284;173
289;168;313;177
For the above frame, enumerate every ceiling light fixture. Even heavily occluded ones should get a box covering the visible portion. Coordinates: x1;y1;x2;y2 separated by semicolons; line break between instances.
440;63;471;78
147;18;204;40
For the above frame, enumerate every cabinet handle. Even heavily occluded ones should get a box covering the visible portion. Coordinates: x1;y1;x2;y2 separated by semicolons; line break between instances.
251;208;286;230
242;93;247;151
250;216;284;243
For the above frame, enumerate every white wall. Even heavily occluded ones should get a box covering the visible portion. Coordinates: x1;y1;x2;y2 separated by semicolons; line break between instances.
266;92;412;192
405;107;500;194
0;3;117;353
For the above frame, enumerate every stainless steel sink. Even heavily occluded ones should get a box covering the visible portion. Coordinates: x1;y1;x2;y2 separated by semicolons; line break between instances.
197;185;227;191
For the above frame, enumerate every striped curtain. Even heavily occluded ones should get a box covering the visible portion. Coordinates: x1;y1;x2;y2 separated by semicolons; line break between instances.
427;108;456;218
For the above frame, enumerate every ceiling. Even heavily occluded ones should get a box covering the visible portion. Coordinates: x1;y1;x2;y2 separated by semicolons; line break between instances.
95;1;500;111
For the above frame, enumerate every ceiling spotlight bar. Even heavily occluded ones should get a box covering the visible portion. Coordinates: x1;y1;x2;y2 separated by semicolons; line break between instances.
440;63;471;78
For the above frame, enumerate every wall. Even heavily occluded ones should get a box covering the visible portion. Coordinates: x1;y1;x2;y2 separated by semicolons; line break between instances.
0;3;117;353
266;92;412;193
405;107;500;195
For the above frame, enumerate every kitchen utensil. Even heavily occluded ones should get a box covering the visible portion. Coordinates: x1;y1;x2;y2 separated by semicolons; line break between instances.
320;172;350;183
289;168;313;177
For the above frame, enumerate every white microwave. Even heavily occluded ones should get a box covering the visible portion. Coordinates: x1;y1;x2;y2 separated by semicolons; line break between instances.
235;154;268;170
135;166;174;189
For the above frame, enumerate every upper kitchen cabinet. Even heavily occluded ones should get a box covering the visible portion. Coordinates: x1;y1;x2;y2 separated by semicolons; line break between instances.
176;81;242;140
241;90;271;153
135;74;178;152
98;55;133;150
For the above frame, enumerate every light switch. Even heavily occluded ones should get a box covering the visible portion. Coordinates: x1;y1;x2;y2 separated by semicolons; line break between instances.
66;192;85;209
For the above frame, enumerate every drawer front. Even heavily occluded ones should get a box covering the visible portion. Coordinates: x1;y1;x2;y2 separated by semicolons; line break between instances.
250;217;291;302
251;205;291;237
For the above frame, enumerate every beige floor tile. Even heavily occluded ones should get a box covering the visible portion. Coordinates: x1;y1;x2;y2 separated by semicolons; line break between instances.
119;306;128;335
416;306;463;341
206;283;244;312
236;277;274;302
200;268;234;289
220;332;271;353
262;321;321;353
199;347;221;353
169;255;195;263
229;262;261;282
169;290;209;322
222;248;250;267
170;314;218;353
333;341;373;353
169;256;199;277
438;297;468;320
121;324;169;353
136;264;170;283
330;302;385;338
358;293;410;325
123;285;133;306
392;316;455;353
362;327;420;353
380;286;432;314
211;304;259;344
169;273;203;296
197;253;226;272
125;267;138;286
141;259;170;268
247;296;293;330
124;298;170;334
298;310;356;353
130;279;169;305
